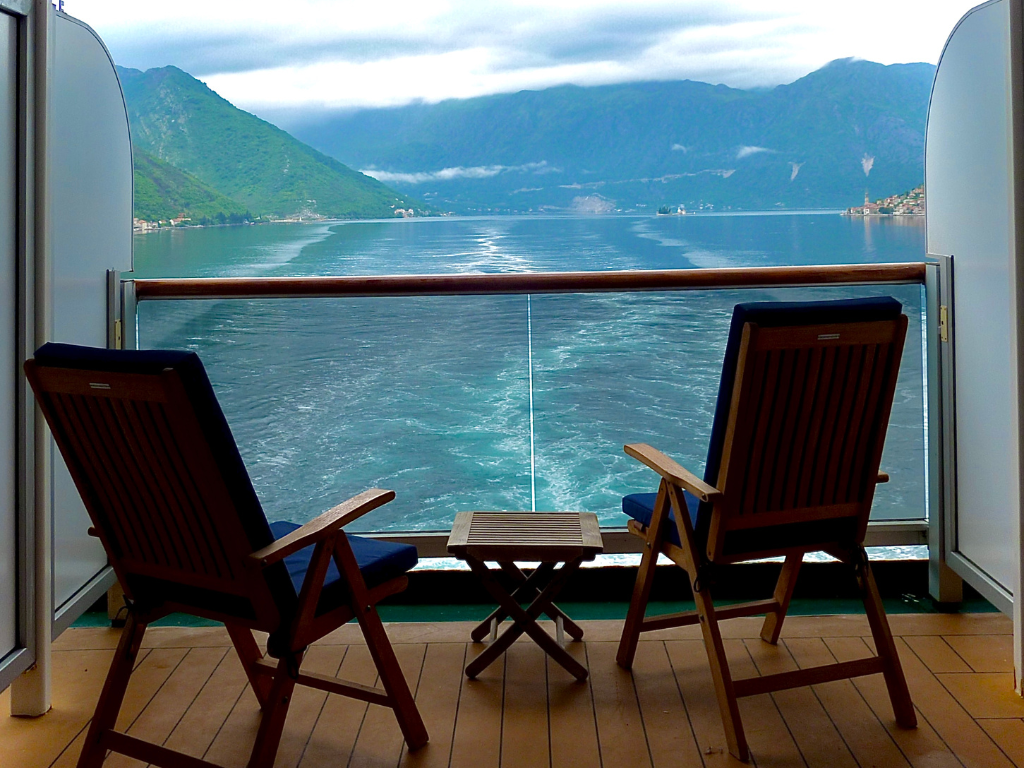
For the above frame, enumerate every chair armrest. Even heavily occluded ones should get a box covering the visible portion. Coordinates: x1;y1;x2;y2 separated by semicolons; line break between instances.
877;472;889;484
249;488;396;567
624;443;721;502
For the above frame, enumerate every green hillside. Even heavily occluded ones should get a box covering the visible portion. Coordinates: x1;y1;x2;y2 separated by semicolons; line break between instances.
292;58;935;213
118;65;427;219
133;147;250;223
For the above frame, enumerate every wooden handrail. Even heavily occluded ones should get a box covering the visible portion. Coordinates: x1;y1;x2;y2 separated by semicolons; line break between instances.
132;263;927;300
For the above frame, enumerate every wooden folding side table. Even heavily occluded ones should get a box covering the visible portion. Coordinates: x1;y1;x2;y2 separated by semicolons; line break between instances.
447;511;604;681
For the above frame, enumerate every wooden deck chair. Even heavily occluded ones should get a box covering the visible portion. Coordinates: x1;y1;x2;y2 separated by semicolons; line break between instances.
24;343;428;768
616;297;917;762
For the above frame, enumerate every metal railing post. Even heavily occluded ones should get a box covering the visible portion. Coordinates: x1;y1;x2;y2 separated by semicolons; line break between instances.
927;257;963;605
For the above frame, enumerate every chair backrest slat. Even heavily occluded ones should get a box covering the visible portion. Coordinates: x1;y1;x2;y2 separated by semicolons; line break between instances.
110;398;197;571
142;399;235;578
769;347;812;511
86;393;187;569
708;310;907;561
48;392;146;560
123;399;211;573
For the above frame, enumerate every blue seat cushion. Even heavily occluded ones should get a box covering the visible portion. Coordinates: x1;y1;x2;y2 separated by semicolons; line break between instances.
622;491;700;548
269;520;418;604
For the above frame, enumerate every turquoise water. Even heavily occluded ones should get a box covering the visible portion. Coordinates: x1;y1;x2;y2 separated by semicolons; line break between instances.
134;213;927;531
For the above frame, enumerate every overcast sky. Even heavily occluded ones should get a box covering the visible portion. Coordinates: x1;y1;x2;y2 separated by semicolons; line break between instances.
66;0;982;117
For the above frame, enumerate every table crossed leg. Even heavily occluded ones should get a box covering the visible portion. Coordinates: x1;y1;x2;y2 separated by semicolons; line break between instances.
469;562;585;643
464;556;589;681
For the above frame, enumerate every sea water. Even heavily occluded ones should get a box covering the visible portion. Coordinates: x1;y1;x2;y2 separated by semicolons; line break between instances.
134;212;927;532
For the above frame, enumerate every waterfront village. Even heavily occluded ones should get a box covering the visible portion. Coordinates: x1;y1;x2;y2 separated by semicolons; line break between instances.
844;185;924;216
132;207;424;233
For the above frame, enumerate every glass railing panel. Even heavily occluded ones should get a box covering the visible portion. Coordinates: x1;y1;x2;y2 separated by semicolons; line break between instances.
138;295;533;531
530;284;926;524
137;282;926;532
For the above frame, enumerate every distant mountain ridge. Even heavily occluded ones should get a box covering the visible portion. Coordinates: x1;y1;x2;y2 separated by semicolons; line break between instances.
118;65;427;221
289;59;935;213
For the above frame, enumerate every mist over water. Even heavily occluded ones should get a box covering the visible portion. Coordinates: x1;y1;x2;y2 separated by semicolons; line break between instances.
134;213;927;531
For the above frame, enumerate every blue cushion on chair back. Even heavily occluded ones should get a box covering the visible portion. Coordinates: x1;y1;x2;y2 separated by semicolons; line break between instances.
623;296;903;544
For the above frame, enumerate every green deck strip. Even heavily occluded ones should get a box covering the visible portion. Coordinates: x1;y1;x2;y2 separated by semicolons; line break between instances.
69;592;997;630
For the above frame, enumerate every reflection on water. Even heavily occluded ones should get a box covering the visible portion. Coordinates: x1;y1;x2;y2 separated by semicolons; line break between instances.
135;214;927;531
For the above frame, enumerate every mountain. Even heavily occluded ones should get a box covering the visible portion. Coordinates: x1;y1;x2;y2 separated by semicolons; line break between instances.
118;65;428;219
289;59;936;213
132;147;250;223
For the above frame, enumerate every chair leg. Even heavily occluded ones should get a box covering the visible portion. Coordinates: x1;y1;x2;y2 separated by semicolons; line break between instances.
694;588;750;763
760;554;802;644
226;623;272;709
356;605;429;750
246;652;301;768
856;554;917;729
77;612;147;768
617;541;658;669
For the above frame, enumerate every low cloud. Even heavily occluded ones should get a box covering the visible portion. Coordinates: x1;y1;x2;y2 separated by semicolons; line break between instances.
671;143;689;152
790;161;804;180
861;154;875;176
363;161;554;184
68;0;980;113
736;145;773;159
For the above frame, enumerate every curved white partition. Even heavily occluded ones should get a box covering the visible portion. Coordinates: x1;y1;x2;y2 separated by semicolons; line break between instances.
927;0;1017;602
926;0;1024;689
48;11;132;630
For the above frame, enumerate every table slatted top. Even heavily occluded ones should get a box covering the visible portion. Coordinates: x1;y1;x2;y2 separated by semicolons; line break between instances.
447;511;604;562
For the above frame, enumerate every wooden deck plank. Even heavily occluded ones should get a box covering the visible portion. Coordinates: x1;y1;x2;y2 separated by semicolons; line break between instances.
275;644;349;768
0;649;119;768
784;637;910;768
448;642;504;768
201;670;263;768
978;719;1024;768
824;636;963;768
722;637;806;767
162;645;252;762
349;643;427;768
501;642;551;768
665;639;747;767
902;636;972;674
935;673;1024;719
105;646;227;768
0;614;1017;768
547;641;601;768
110;647;187;736
46;730;87;768
630;640;703;768
298;644;373;768
399;641;466;768
586;640;652;768
943;635;1015;674
742;638;857;768
48;648;186;767
892;636;1016;768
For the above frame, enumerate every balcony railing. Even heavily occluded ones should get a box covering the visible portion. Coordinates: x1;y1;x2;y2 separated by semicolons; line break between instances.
122;263;934;557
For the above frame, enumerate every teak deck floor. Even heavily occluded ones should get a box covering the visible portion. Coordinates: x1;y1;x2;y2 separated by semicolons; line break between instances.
1;614;1021;768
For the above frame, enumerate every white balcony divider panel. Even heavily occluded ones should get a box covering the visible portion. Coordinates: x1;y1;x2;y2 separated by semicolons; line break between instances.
0;10;18;666
926;0;1024;688
47;11;131;633
927;0;1017;607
